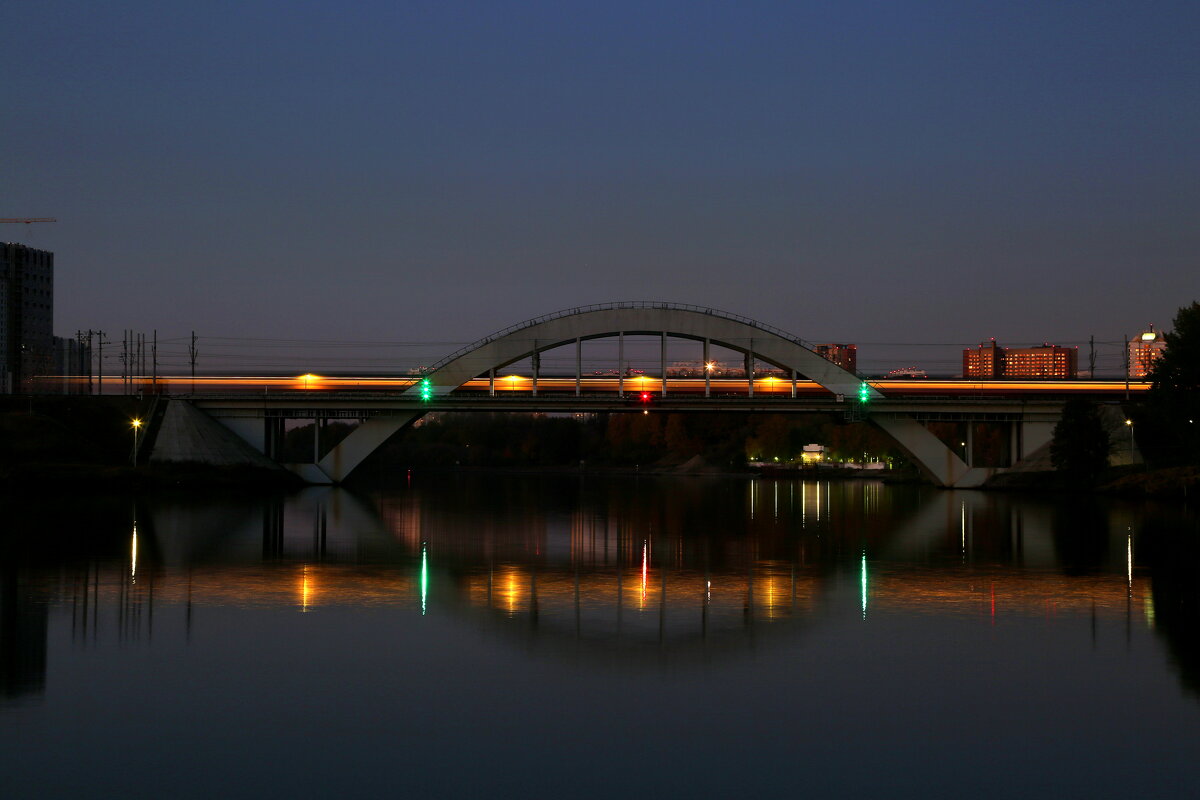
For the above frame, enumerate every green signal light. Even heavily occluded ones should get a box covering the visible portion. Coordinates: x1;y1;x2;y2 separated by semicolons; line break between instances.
419;378;433;401
858;381;870;403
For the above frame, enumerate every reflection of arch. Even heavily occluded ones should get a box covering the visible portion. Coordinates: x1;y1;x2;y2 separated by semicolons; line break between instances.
422;301;872;399
318;302;875;482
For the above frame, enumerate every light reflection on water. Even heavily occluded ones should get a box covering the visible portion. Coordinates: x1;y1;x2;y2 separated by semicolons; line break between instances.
1;475;1198;798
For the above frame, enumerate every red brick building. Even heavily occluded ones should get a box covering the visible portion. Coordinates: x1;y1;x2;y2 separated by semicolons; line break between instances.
813;343;857;372
963;341;1077;379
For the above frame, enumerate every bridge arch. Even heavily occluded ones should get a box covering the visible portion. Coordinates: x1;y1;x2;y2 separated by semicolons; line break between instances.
421;301;876;400
313;302;877;481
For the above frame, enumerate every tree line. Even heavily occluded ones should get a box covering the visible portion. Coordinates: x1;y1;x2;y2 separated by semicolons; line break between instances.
282;410;904;471
1052;300;1200;484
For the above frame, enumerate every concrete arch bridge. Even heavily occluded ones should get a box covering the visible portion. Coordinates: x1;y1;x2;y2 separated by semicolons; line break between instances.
160;302;1104;487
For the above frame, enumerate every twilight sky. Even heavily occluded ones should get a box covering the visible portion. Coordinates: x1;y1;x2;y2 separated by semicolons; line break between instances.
5;1;1198;374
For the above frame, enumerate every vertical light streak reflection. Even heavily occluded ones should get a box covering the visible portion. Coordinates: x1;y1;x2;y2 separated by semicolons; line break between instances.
1126;533;1133;592
130;524;138;583
300;565;311;612
641;540;648;606
421;542;428;616
960;502;967;556
860;552;868;620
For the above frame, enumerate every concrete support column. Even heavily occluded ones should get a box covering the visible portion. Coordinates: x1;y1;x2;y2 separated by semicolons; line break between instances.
791;369;797;398
575;337;582;397
1018;420;1055;462
313;417;321;463
965;422;974;468
223;417;269;455
489;367;495;397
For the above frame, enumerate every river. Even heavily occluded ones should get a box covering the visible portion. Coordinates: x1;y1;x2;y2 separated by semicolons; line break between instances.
1;475;1197;798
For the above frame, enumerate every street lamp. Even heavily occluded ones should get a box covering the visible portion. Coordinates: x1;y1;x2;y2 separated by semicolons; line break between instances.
1125;418;1135;464
131;418;143;466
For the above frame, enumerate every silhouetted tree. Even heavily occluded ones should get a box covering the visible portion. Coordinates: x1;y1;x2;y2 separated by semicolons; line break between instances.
1142;301;1200;466
1050;399;1110;484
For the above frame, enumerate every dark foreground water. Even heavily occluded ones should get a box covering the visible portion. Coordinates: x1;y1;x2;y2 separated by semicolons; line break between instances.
2;475;1199;798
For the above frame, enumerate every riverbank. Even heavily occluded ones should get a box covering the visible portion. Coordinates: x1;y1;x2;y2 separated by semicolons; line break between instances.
1;397;302;492
985;465;1200;498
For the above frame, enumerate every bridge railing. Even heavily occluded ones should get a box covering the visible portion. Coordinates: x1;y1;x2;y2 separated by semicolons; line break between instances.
421;301;820;376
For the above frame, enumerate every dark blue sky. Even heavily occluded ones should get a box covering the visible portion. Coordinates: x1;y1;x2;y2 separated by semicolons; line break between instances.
5;1;1198;373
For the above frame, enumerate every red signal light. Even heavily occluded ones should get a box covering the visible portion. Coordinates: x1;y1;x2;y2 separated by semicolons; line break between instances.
640;392;651;401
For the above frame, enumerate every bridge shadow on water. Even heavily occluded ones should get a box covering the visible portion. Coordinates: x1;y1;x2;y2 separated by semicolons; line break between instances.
2;476;1199;702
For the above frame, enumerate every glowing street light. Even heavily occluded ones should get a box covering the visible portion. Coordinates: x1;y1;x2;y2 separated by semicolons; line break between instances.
704;361;716;373
1125;418;1136;463
131;418;143;466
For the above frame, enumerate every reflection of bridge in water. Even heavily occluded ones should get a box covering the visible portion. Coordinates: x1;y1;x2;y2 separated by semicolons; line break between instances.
9;481;1154;665
7;476;1189;704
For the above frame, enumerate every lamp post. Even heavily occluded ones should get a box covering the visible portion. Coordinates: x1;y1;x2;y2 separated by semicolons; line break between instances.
1125;418;1135;464
131;418;143;466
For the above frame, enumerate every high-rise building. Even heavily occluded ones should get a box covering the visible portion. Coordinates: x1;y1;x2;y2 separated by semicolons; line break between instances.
1003;344;1077;378
1;243;54;393
963;340;1003;378
963;340;1077;379
1128;326;1167;378
813;343;857;372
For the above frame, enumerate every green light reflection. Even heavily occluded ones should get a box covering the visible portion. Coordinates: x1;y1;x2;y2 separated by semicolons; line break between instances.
860;551;868;620
421;543;428;616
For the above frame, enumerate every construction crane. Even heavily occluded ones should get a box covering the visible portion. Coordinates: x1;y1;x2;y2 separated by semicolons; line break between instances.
0;218;56;224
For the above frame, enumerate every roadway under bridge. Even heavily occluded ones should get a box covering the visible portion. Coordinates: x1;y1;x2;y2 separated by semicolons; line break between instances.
146;302;1138;488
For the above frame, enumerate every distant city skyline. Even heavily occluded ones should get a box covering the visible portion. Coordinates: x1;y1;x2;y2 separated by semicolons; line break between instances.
5;2;1196;371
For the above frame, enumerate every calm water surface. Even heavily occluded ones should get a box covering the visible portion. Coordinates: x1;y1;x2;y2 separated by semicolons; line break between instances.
2;475;1198;798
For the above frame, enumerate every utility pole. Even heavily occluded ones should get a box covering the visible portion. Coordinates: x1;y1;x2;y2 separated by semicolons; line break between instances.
76;330;85;394
152;330;157;392
87;330;96;394
189;331;198;393
97;331;104;395
1088;335;1096;377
